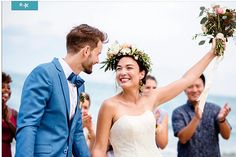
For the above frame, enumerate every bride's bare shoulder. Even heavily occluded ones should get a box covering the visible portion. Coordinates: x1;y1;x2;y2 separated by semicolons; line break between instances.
100;94;120;111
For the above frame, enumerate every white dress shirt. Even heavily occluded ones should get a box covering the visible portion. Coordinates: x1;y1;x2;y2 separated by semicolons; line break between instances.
58;58;78;120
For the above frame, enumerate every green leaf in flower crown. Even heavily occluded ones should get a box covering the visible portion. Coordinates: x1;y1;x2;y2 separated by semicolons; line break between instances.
199;40;206;45
200;17;208;24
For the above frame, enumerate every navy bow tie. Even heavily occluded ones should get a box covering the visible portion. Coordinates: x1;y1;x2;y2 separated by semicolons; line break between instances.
67;72;84;88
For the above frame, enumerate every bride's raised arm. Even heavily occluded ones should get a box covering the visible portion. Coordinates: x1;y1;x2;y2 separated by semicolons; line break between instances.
153;35;225;106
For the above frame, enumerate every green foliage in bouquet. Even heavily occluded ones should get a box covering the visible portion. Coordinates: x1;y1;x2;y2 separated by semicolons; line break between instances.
193;4;236;56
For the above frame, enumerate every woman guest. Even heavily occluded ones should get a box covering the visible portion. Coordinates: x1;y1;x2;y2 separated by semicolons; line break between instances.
2;72;18;157
143;75;168;149
80;92;96;152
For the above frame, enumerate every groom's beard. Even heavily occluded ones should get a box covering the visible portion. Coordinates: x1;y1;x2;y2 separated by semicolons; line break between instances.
83;61;93;74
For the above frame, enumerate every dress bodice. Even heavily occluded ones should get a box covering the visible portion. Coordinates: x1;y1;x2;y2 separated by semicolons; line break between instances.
110;110;162;157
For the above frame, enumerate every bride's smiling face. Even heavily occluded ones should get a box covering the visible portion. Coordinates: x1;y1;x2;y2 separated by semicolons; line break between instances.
116;57;145;90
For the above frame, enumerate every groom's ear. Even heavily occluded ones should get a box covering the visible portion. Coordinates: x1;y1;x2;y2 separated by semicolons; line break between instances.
81;45;91;57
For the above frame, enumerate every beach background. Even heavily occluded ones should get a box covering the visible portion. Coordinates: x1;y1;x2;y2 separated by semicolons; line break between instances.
2;1;236;156
7;72;236;157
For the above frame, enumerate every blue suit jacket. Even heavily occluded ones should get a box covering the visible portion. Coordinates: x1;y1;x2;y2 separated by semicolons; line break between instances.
15;58;90;157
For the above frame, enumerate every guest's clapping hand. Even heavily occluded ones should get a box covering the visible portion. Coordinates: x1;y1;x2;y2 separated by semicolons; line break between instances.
194;102;202;120
218;103;231;122
82;112;93;130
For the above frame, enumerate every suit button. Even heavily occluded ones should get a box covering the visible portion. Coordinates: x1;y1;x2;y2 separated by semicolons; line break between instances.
64;149;68;154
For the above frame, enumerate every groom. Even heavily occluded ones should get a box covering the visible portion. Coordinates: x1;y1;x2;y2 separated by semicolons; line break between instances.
15;24;107;157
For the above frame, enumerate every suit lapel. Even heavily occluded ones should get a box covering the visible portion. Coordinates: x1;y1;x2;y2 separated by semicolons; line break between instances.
52;58;71;124
70;84;85;130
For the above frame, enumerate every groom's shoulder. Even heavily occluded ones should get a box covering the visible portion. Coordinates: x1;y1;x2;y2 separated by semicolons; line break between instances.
38;59;55;68
33;59;57;73
27;60;57;81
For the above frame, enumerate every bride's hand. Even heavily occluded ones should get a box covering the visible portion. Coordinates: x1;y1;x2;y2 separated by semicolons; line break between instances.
211;33;227;55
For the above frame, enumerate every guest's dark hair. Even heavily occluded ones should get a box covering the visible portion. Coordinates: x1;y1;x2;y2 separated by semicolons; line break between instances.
66;24;108;53
145;75;157;84
2;72;12;84
200;74;205;86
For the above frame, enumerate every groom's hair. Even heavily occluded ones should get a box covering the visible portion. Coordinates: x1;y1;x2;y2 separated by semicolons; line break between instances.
66;24;108;53
200;74;205;86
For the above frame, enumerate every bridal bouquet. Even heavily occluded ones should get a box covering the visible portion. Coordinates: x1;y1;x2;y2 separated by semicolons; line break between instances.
193;4;236;56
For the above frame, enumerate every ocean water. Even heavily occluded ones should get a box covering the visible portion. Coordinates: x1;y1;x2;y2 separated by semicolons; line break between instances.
8;72;236;157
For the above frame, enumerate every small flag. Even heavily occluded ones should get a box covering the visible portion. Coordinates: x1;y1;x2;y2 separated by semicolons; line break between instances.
11;1;38;11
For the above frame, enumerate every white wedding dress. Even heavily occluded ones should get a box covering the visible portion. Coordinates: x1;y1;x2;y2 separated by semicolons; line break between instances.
110;110;163;157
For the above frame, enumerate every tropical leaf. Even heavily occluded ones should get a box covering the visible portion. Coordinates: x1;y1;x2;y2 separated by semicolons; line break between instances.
199;10;204;17
200;17;208;24
199;40;206;45
200;6;205;10
209;38;213;43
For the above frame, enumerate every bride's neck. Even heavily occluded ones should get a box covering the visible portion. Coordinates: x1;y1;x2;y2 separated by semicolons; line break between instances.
120;90;140;104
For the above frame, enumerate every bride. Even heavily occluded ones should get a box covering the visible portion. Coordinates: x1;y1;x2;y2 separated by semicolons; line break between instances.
92;35;225;157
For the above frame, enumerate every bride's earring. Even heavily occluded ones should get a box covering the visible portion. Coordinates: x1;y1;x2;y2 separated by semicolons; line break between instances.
139;80;144;93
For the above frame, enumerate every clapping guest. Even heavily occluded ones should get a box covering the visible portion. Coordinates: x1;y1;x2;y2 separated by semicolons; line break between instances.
172;74;231;157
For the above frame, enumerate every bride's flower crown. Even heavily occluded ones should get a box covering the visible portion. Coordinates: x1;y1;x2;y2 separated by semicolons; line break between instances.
100;41;152;72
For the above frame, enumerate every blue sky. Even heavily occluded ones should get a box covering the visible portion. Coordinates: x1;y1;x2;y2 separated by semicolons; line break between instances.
2;1;236;97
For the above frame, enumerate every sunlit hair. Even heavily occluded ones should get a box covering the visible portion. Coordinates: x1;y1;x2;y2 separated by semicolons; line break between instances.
66;24;108;53
101;41;152;85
